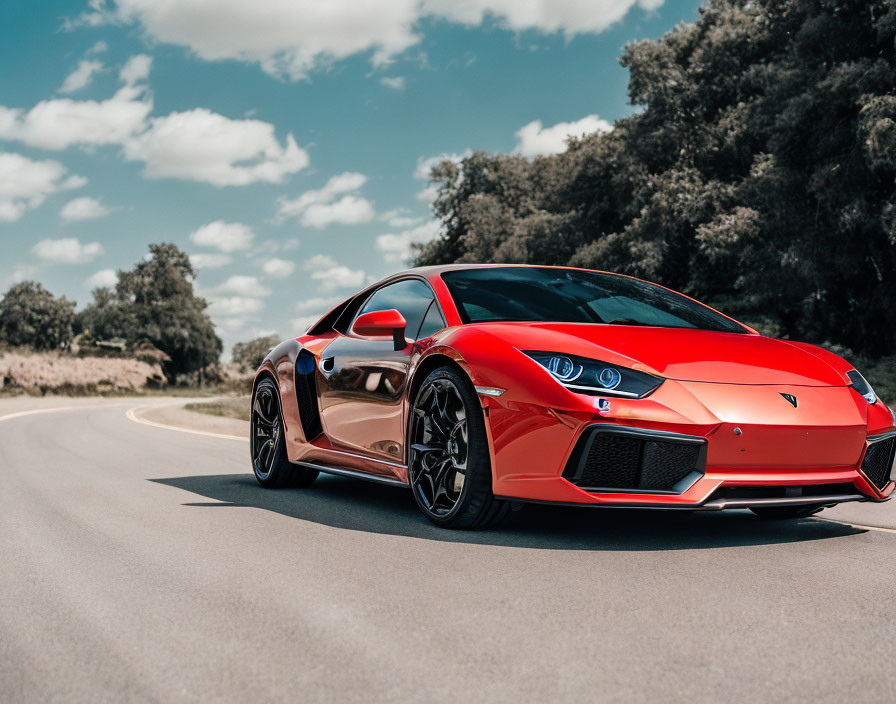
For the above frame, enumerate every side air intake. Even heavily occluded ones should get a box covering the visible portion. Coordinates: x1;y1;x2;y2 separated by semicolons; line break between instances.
295;350;322;441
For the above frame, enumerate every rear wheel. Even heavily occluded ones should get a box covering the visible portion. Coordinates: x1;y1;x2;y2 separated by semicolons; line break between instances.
408;366;509;529
750;504;825;520
251;378;318;488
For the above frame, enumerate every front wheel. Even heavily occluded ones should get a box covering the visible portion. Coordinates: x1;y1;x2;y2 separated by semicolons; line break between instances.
750;504;825;520
408;366;509;529
251;378;318;488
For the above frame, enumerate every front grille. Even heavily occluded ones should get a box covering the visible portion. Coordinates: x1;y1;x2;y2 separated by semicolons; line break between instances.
860;435;896;491
564;426;706;493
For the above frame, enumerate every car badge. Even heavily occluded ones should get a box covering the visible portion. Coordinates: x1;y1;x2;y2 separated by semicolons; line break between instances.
780;393;798;408
596;398;611;415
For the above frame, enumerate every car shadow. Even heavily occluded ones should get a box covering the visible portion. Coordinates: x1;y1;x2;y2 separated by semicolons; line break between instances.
150;473;864;551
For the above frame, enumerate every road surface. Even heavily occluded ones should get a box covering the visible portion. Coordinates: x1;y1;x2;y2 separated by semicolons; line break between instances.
1;397;895;703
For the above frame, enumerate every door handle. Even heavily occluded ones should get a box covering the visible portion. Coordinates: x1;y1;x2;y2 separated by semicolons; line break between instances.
320;356;335;373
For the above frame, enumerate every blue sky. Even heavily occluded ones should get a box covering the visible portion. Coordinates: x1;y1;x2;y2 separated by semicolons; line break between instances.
0;0;702;355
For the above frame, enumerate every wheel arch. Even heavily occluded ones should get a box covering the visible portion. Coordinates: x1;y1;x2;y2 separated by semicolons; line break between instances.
405;348;496;478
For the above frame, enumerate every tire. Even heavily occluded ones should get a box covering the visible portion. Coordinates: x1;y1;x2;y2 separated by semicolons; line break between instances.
750;504;825;520
408;365;509;529
251;378;319;488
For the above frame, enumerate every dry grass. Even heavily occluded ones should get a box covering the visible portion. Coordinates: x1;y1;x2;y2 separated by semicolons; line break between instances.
0;351;165;395
185;396;251;422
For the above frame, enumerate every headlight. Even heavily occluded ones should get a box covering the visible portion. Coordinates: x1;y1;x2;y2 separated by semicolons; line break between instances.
847;369;877;405
525;351;663;398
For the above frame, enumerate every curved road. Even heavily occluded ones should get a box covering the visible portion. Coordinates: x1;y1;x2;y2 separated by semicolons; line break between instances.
1;398;895;703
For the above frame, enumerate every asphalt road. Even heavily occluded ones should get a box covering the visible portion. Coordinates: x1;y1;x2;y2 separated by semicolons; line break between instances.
2;398;895;703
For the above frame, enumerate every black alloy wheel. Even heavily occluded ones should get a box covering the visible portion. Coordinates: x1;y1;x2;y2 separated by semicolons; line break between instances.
251;378;318;488
408;366;509;528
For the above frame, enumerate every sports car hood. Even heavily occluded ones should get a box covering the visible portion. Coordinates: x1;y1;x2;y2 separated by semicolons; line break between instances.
474;322;848;386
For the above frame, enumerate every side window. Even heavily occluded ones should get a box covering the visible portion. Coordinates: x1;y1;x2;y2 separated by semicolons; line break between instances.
356;279;434;340
417;301;446;339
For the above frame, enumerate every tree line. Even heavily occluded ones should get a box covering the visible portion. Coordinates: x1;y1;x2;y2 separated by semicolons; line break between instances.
416;0;896;358
0;244;221;381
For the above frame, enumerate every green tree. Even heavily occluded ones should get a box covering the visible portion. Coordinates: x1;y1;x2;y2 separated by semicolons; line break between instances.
417;0;896;356
79;244;222;380
232;334;281;371
0;281;76;350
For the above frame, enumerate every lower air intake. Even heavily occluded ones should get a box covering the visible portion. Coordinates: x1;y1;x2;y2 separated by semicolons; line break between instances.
563;425;706;494
860;435;896;491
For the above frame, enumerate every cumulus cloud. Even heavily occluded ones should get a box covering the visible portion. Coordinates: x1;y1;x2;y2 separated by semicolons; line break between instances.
86;268;118;288
189;252;233;270
380;76;405;90
513;114;612;157
189;221;255;253
207;296;265;317
303;254;365;291
120;54;152;85
32;238;104;264
376;220;441;263
60;196;110;222
212;275;272;297
276;172;375;228
0;84;153;151
0;152;86;222
72;0;662;80
0;55;309;187
262;258;295;278
59;59;104;94
123;109;308;185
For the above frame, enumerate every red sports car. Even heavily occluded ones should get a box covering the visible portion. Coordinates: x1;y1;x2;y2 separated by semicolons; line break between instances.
251;265;895;528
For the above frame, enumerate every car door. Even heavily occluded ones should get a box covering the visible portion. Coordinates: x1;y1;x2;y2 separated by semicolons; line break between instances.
316;278;439;463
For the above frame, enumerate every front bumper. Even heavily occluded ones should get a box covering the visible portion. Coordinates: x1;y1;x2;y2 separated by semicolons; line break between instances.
484;379;896;509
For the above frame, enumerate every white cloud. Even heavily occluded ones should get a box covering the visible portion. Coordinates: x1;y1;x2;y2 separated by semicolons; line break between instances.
189;252;233;269
413;150;470;180
376;220;441;263
0;56;309;188
60;196;110;222
303;254;365;291
86;268;118;288
77;0;662;80
262;258;295;278
60;59;104;94
189;221;254;252
88;41;109;54
0;152;86;222
513;114;612;157
380;76;405;90
123;108;308;185
276;172;375;228
213;275;272;297
32;238;104;264
207;296;264;317
0;85;152;151
120;54;152;85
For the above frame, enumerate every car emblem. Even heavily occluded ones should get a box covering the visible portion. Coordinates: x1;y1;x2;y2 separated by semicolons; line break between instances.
780;393;798;408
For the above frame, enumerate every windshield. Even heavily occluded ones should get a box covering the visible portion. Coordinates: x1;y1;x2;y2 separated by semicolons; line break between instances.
441;267;748;334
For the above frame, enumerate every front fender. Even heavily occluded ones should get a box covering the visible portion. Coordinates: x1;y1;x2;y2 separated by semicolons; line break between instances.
254;339;307;454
